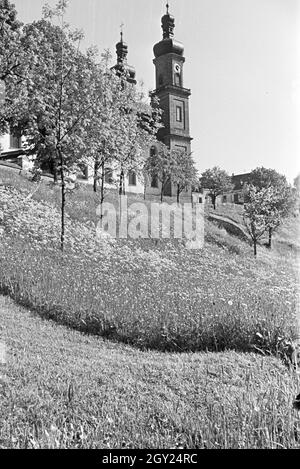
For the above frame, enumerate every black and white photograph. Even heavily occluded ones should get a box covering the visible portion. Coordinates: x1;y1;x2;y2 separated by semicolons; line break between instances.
0;0;300;454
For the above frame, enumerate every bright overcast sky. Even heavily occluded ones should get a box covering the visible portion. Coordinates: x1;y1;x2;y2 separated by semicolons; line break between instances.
12;0;300;182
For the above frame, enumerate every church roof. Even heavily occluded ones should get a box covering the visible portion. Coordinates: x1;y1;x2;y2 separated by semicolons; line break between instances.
112;30;137;85
231;173;252;190
153;3;184;58
153;38;184;58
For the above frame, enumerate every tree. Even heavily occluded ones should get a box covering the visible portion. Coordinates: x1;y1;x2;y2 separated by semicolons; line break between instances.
248;167;287;190
82;54;133;223
0;0;23;81
248;167;294;248
113;87;162;198
81;53;161;222
76;50;114;194
293;174;300;215
7;1;102;250
199;167;234;210
172;148;198;203
81;49;127;195
243;185;278;257
0;0;29;134
294;174;300;194
145;143;176;202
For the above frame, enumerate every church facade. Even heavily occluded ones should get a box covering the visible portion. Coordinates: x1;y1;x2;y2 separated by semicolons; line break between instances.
0;5;193;198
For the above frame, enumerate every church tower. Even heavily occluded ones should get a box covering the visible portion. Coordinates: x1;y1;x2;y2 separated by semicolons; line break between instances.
152;4;192;154
112;29;137;85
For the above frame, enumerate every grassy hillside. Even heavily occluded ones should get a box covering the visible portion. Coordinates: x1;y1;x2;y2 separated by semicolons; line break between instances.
1;295;299;449
0;165;299;449
206;202;245;225
0;166;299;354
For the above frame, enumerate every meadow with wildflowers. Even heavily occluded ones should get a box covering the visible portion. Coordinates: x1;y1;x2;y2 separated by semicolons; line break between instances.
0;167;298;355
0;166;300;449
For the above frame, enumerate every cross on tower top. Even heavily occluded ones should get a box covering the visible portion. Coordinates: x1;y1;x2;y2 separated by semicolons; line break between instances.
120;22;124;41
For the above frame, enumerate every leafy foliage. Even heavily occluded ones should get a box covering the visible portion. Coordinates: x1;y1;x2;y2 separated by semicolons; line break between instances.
200;167;234;209
0;0;23;81
171;149;198;202
247;167;294;248
0;0;28;133
145;144;176;202
1;0;163;248
243;185;277;256
294;174;300;194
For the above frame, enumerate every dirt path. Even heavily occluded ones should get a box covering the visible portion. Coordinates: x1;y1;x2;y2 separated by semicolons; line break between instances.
207;212;250;241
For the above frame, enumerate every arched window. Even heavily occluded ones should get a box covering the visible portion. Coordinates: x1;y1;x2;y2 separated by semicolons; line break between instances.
174;73;181;87
105;168;113;184
150;146;157;157
128;171;137;186
151;174;159;188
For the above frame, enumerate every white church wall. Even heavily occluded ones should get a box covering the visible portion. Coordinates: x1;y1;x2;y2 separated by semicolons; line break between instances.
0;133;10;152
0;132;34;171
124;175;144;195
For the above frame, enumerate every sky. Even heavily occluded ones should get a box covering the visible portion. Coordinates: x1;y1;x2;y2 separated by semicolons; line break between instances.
11;0;300;182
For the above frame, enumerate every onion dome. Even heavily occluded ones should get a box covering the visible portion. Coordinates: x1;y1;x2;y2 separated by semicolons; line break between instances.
116;31;128;65
153;4;184;58
112;29;136;85
126;64;136;83
153;39;184;58
162;3;175;39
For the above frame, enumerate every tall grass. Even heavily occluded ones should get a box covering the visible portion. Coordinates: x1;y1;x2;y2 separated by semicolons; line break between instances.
1;295;300;449
1;167;300;449
0;167;299;355
0;229;297;355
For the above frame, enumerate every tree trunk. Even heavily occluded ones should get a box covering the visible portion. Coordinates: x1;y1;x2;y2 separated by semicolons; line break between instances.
118;169;125;219
53;168;58;184
58;147;65;252
99;160;105;229
253;239;257;257
100;161;105;206
53;158;58;184
177;185;180;204
119;169;124;196
212;194;216;210
267;227;272;249
161;184;164;203
93;155;100;193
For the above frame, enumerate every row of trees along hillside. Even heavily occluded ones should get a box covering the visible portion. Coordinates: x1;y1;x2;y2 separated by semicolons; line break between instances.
0;0;198;250
199;166;298;257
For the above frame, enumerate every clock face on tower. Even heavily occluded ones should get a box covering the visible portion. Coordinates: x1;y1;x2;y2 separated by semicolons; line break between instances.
174;63;181;87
